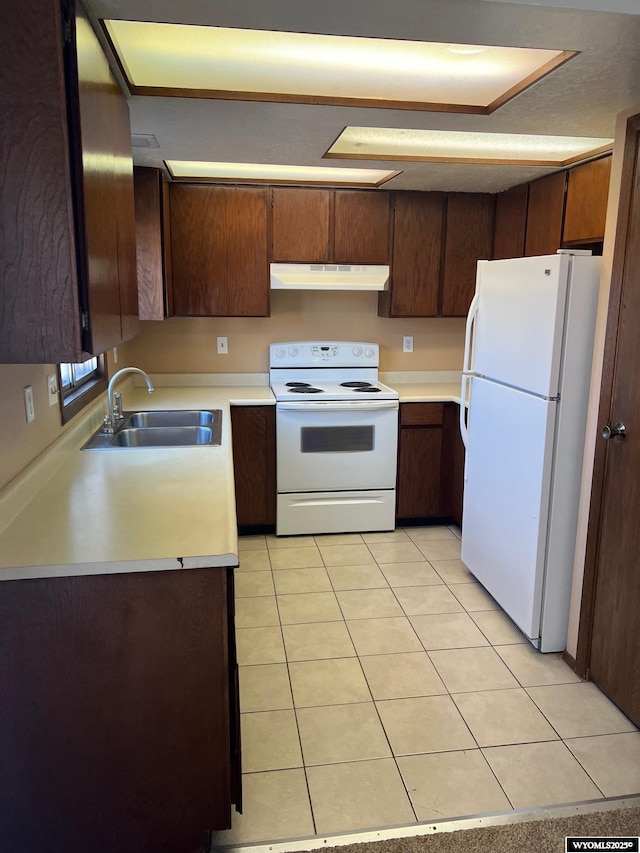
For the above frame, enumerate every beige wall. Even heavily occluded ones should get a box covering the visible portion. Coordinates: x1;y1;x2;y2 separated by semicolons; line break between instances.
0;351;123;492
124;290;466;374
0;296;463;492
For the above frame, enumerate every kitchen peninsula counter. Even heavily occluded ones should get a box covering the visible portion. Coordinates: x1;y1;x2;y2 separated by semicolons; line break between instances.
0;383;275;581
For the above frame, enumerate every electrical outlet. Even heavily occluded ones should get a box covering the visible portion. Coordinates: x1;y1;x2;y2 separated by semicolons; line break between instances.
24;386;35;423
217;336;228;355
403;335;414;353
47;374;59;407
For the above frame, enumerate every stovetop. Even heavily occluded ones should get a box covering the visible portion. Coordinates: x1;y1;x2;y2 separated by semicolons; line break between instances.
269;341;398;402
270;379;399;402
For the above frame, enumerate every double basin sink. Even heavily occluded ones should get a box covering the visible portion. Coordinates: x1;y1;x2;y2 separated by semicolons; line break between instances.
83;409;222;450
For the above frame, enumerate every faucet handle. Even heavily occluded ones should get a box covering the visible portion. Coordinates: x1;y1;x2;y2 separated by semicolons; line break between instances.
113;392;123;420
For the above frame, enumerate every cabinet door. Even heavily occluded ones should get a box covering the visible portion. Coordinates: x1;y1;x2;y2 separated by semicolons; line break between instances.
334;191;390;263
441;193;495;317
272;188;330;262
381;193;444;317
440;403;465;527
524;171;566;257
396;404;443;519
170;186;269;316
493;184;528;260
563;156;612;245
0;569;232;851
134;167;172;321
231;406;276;528
0;0;81;362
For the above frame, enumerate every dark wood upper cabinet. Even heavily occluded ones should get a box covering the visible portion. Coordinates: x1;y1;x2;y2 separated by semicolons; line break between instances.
333;191;390;263
379;192;445;317
0;0;138;363
524;171;567;257
493;184;529;260
134;167;173;320
563;156;612;245
271;188;330;262
442;193;495;316
170;185;269;316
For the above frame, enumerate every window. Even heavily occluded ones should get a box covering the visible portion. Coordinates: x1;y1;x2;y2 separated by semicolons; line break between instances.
58;355;107;423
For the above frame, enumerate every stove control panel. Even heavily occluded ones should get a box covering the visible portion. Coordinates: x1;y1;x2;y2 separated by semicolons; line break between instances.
270;342;379;368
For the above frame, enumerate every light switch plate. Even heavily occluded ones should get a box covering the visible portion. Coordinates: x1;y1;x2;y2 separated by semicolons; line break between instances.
47;374;59;407
217;336;228;355
24;386;35;423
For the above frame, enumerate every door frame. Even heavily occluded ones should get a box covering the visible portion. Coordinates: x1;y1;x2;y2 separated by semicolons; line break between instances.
574;110;640;676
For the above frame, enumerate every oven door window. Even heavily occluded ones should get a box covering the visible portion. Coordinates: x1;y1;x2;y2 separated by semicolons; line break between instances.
301;425;374;453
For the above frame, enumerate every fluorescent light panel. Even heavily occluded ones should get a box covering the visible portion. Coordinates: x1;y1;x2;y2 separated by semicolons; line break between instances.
103;19;574;114
326;127;613;166
165;161;398;187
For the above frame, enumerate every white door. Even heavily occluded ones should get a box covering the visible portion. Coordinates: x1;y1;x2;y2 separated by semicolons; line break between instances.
461;377;557;642
473;254;569;397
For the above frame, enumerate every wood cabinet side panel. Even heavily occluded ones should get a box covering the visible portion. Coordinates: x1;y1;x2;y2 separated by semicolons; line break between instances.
333;191;390;263
170;186;269;316
113;95;139;343
493;184;528;260
524;171;566;257
0;569;231;852
442;193;495;316
397;426;443;518
390;193;444;316
271;188;330;262
74;10;125;355
231;406;276;527
563;156;612;244
134;167;165;321
0;0;81;362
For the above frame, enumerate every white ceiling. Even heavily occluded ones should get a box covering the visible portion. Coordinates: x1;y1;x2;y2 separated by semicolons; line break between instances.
84;0;640;193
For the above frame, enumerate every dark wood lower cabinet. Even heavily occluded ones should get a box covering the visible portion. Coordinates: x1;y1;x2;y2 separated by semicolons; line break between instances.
440;402;466;528
0;567;240;853
396;402;465;526
231;405;276;531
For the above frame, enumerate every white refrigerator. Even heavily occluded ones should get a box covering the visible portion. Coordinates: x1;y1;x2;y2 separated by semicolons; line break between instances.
460;252;601;653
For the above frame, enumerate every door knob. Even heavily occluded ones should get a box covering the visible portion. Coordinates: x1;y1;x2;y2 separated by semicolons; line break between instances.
602;422;626;440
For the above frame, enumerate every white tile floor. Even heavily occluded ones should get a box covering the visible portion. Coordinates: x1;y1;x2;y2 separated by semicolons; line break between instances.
216;526;640;846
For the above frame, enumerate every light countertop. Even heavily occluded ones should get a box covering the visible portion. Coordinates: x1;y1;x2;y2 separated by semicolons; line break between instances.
0;373;463;581
0;385;275;581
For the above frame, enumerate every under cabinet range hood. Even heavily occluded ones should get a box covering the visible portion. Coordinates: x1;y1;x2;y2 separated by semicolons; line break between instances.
270;263;389;291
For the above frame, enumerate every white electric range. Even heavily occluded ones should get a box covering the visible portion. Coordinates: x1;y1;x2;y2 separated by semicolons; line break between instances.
270;342;399;536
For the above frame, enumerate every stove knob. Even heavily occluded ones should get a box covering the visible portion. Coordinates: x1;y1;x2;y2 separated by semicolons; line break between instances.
288;346;299;357
364;347;375;358
275;347;286;359
352;346;363;357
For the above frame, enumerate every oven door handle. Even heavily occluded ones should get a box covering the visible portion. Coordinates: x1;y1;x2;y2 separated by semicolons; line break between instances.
276;400;399;412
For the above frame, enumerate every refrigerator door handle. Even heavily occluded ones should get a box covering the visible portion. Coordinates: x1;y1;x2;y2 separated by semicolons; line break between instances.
462;291;480;374
460;291;479;450
460;377;471;449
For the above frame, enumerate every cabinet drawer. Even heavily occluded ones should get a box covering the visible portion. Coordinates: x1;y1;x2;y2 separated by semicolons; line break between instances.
400;403;444;426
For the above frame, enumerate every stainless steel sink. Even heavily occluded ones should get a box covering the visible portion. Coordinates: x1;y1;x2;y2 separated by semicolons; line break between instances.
82;409;222;450
112;426;215;447
123;410;216;428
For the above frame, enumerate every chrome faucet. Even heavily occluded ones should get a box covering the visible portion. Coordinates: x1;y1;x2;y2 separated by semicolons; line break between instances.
104;367;154;432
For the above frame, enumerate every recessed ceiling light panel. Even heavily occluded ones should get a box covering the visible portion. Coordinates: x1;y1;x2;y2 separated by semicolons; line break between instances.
165;161;399;187
103;19;575;114
325;127;613;167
